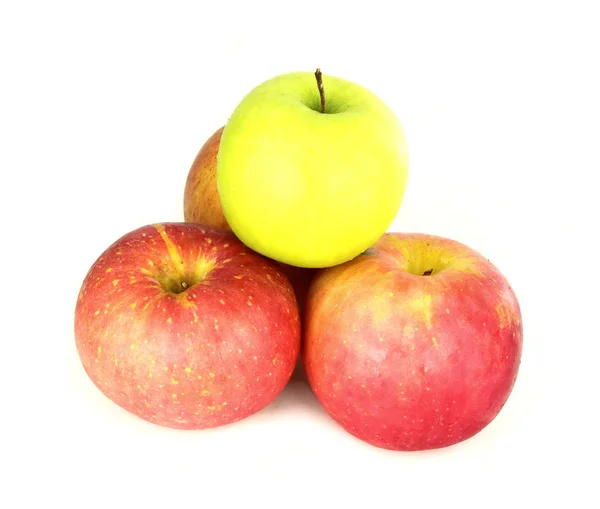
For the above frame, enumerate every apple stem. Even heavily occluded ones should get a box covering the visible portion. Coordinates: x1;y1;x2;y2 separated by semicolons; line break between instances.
423;269;433;276
315;68;326;113
181;281;189;290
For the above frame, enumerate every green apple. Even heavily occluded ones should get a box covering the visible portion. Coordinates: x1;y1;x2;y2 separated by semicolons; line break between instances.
216;70;409;268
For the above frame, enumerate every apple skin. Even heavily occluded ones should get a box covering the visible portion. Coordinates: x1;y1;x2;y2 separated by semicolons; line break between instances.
276;262;315;313
216;71;409;269
183;126;228;230
302;232;523;451
183;124;316;309
74;222;300;430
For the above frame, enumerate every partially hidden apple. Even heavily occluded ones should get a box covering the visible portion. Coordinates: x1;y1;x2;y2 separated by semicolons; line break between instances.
216;70;409;268
183;125;316;309
302;232;523;451
183;126;228;230
74;222;300;430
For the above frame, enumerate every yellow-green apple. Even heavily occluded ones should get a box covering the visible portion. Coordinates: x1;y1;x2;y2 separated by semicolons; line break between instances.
74;222;300;430
216;69;409;268
302;232;523;451
183;126;228;229
183;124;316;309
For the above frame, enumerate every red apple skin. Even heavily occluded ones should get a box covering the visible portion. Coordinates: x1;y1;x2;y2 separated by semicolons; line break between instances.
302;233;523;451
183;125;316;309
74;222;300;430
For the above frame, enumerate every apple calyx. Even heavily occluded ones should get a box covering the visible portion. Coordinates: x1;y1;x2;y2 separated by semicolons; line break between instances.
404;254;448;278
154;256;216;295
156;272;194;295
314;68;326;114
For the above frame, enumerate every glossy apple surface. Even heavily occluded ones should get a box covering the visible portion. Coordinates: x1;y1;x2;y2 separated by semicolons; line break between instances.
302;232;523;450
74;222;300;430
217;71;409;268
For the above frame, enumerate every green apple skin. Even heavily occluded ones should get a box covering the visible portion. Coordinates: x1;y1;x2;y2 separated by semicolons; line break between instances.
216;71;409;269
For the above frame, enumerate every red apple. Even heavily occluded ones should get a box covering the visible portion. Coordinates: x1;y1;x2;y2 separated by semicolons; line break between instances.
74;222;300;430
183;125;315;309
302;232;523;451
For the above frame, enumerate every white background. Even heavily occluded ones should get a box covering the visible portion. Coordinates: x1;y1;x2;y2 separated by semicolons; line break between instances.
1;1;598;507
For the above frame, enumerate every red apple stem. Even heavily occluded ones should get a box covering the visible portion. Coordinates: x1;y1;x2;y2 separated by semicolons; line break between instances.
423;269;433;276
315;68;326;113
181;281;189;290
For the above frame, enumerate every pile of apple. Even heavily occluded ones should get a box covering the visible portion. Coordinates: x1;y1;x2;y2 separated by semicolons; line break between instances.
75;70;523;451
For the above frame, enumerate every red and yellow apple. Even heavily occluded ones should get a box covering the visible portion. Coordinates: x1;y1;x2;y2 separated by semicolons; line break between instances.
74;222;300;430
183;125;316;309
183;126;228;230
302;232;523;451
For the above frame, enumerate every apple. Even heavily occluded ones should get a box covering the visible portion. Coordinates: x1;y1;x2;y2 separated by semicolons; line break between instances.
183;126;228;230
302;232;523;451
216;69;409;268
183;124;316;309
74;222;300;430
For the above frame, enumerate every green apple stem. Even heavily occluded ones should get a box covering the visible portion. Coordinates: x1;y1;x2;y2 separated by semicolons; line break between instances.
315;68;326;113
